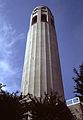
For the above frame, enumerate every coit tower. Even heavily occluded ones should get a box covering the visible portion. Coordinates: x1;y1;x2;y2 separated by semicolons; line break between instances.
21;6;64;99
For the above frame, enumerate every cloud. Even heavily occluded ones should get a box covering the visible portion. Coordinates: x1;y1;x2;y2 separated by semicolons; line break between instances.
0;60;12;73
0;1;5;11
0;23;25;58
0;2;25;92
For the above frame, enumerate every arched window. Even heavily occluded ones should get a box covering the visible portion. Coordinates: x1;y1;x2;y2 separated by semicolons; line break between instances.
41;14;47;22
32;16;37;25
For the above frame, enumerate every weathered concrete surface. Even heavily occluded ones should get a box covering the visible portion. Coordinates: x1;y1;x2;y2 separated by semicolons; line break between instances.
68;103;83;120
21;6;64;100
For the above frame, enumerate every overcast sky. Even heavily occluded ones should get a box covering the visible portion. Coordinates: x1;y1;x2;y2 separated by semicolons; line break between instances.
0;0;83;100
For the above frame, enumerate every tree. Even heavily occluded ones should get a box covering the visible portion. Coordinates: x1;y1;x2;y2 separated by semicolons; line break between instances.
0;83;6;91
0;89;26;120
26;92;76;120
0;84;76;120
73;62;83;102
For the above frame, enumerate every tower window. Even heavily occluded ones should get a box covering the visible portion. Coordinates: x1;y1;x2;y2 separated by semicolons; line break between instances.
32;16;37;25
33;11;38;15
34;8;38;12
41;7;47;12
41;9;47;12
41;7;46;9
41;14;47;22
51;18;54;26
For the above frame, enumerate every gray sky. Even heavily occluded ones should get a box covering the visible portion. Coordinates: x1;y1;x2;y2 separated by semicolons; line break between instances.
0;0;83;100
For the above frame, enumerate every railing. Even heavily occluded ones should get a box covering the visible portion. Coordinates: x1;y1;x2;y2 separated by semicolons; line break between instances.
66;97;80;106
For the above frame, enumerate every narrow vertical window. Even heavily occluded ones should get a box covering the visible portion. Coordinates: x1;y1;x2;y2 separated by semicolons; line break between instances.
51;18;54;26
32;16;37;25
41;14;47;22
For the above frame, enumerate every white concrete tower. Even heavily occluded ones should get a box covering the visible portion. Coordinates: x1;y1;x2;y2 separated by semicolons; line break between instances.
21;6;64;99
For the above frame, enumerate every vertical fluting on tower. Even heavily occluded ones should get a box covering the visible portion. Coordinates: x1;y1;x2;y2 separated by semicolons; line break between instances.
21;6;64;99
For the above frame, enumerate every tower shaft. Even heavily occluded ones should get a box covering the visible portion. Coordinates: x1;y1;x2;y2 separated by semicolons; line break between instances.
21;6;64;98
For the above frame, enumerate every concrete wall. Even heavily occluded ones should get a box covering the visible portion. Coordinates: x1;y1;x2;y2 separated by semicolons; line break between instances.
68;103;83;120
21;6;64;100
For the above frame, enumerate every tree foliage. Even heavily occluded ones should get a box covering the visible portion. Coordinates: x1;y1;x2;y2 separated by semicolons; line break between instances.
0;85;76;120
23;92;76;120
73;62;83;101
0;89;25;120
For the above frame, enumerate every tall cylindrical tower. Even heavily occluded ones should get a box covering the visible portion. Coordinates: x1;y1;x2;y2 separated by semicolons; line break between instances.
21;6;64;99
